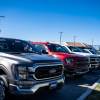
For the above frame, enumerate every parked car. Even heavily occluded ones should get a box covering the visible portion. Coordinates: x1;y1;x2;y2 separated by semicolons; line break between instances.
0;38;65;100
63;45;99;70
32;42;90;77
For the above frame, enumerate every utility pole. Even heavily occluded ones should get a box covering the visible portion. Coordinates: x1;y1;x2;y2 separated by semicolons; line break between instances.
73;35;76;47
0;16;5;33
91;39;94;46
59;32;63;45
0;16;5;18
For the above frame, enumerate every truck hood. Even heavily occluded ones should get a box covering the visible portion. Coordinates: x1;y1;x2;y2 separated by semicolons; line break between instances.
72;52;94;56
51;52;84;59
0;52;61;64
72;52;99;57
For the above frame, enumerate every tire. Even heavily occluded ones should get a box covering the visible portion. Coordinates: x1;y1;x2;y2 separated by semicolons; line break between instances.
0;80;5;100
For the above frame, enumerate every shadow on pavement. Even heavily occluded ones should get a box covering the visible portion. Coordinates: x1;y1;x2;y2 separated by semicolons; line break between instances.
66;70;100;86
5;84;88;100
86;89;100;100
5;70;100;100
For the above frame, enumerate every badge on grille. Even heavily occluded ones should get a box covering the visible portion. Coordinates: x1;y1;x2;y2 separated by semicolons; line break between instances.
49;69;56;74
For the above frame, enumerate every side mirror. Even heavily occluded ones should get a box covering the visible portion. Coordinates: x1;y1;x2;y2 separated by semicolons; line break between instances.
41;50;48;54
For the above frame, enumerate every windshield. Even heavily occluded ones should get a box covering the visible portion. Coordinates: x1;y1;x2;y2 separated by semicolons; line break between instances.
78;47;97;54
0;39;38;53
68;46;83;52
82;49;92;53
47;44;69;53
85;48;97;54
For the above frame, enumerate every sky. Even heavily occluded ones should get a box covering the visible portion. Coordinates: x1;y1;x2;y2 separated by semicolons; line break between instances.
0;0;100;45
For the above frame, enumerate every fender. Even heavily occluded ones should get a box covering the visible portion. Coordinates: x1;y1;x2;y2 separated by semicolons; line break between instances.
0;75;8;87
0;65;9;87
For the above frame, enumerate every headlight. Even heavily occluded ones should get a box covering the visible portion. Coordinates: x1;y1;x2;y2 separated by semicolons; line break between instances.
65;58;74;64
17;66;35;80
17;66;28;80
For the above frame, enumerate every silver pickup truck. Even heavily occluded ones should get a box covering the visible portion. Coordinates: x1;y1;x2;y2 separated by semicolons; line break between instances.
0;38;64;100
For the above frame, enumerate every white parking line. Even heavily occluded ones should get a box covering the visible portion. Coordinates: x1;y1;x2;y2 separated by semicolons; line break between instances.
77;78;100;100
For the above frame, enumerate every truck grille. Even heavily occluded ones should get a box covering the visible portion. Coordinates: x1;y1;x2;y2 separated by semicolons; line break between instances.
90;57;99;68
75;58;89;73
34;65;63;80
75;67;89;73
77;58;89;64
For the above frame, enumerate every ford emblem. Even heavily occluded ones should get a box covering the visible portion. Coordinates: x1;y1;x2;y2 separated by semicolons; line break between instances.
49;69;56;74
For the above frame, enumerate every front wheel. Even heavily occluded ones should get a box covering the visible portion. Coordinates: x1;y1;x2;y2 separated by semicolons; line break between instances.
0;80;5;100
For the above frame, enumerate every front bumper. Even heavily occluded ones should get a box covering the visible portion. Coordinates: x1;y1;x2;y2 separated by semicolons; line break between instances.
90;57;99;69
64;65;89;75
89;64;99;69
9;76;65;95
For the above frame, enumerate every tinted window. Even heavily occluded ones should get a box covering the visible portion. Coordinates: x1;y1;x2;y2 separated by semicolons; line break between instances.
0;39;37;53
88;48;97;54
32;44;47;53
68;46;83;52
82;49;91;53
47;44;69;53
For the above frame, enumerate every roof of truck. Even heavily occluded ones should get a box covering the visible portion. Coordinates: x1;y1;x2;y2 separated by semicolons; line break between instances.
0;37;26;42
32;42;60;45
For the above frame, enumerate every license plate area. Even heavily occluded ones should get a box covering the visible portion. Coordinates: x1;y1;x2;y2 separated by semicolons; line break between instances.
49;81;57;89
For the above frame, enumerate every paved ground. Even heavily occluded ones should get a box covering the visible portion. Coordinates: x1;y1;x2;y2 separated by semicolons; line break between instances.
5;69;100;100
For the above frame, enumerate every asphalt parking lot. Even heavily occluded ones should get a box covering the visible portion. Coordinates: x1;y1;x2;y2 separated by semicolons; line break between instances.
5;69;100;100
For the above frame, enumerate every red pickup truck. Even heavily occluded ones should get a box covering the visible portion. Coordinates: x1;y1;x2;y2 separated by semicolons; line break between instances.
32;42;89;77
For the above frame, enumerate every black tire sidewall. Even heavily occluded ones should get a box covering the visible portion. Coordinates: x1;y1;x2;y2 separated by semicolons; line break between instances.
0;80;5;100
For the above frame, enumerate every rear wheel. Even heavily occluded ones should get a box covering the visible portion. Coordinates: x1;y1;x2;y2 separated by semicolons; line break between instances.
0;79;5;100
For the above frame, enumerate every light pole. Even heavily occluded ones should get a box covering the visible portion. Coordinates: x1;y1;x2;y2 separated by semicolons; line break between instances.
91;39;94;46
59;32;63;44
73;35;76;47
0;16;5;18
0;16;5;33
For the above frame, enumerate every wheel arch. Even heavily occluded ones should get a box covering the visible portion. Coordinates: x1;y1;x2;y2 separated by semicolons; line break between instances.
0;65;9;87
